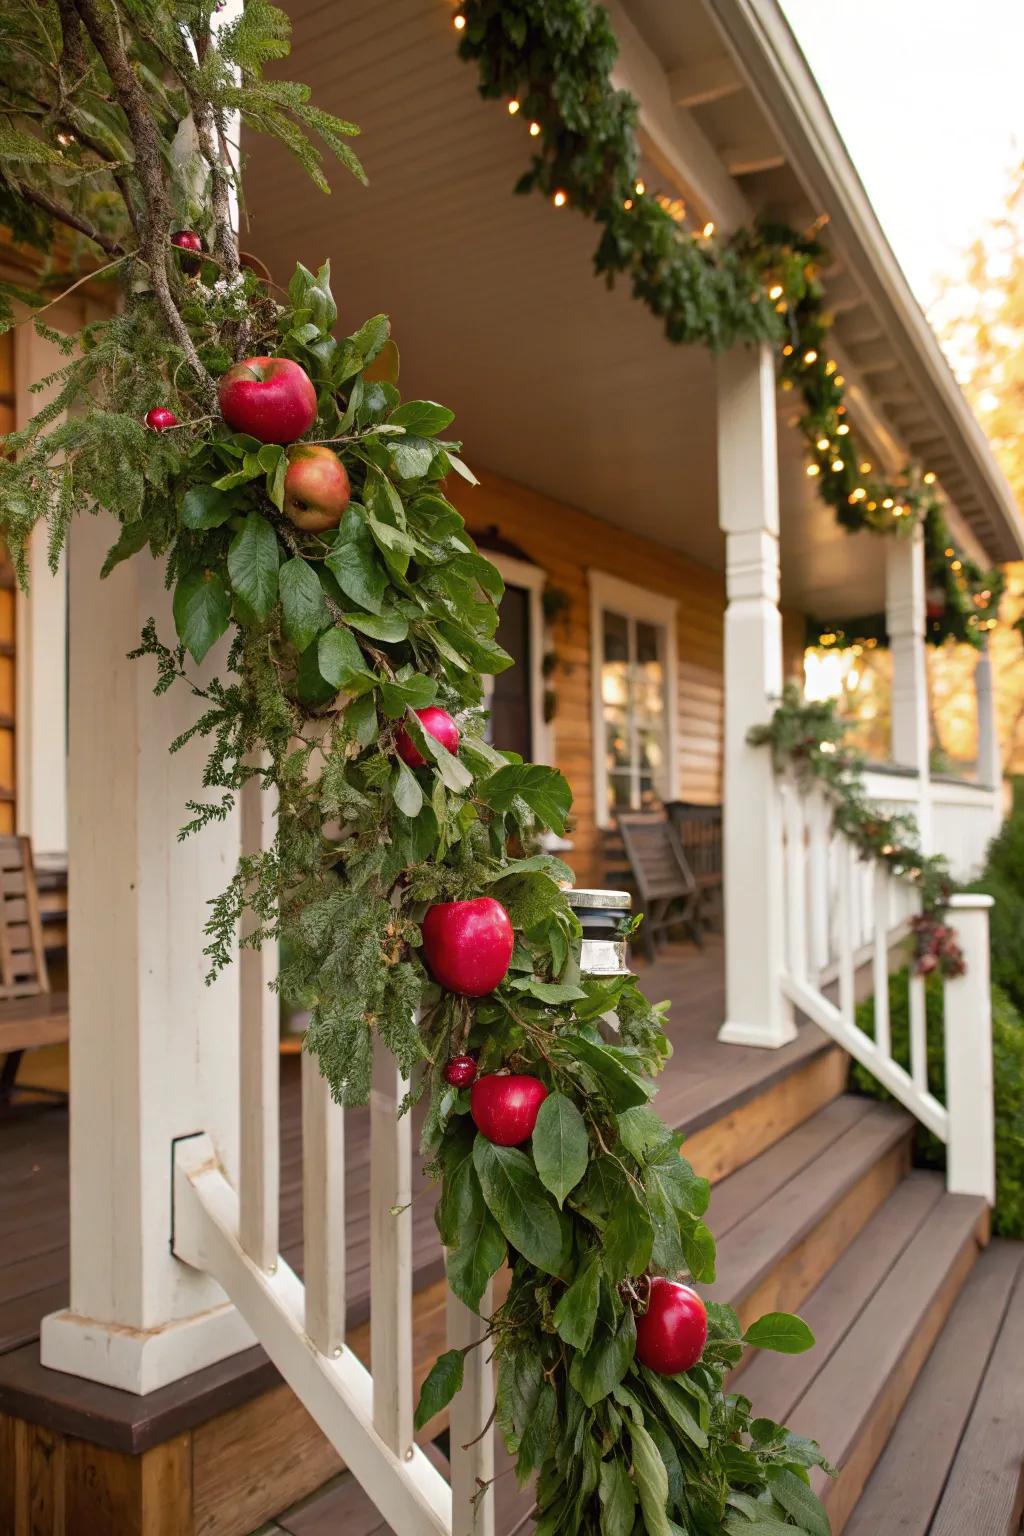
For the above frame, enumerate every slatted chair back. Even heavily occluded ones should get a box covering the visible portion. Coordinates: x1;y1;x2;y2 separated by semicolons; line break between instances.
666;802;723;886
616;811;700;959
0;837;50;1001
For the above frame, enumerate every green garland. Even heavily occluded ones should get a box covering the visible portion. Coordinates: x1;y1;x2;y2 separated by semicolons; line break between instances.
455;0;1004;649
0;4;834;1532
749;686;964;977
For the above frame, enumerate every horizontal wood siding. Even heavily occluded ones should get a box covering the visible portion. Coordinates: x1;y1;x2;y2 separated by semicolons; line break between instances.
452;468;727;888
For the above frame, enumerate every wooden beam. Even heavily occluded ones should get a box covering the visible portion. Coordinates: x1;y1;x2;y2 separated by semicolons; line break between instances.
720;141;786;177
667;56;744;108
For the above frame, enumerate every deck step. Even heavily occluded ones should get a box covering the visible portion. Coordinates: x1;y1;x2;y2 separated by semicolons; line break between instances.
845;1239;1024;1536
766;1182;988;1534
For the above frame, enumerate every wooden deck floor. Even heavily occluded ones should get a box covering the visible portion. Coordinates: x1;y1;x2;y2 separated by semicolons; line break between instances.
0;938;832;1442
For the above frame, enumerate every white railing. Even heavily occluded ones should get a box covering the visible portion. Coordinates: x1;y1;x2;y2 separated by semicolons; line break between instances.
862;764;1001;882
172;776;495;1536
778;776;996;1204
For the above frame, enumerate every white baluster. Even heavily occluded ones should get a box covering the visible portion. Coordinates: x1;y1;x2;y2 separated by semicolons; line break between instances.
239;762;279;1271
943;895;996;1203
447;1283;495;1536
908;970;928;1094
782;782;807;981
302;1050;346;1356
807;789;831;979
872;865;891;1059
370;1037;413;1456
836;838;855;1028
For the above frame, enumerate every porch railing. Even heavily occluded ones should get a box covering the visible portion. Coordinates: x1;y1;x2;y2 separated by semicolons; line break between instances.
861;763;1002;882
172;777;494;1536
777;775;996;1204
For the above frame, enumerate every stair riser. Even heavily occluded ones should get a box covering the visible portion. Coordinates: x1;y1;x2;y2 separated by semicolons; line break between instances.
732;1136;911;1351
686;1048;848;1185
821;1210;989;1535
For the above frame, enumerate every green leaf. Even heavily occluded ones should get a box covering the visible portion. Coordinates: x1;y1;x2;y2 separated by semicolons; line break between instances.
390;400;455;437
553;1253;601;1353
350;312;390;368
181;484;235;530
563;1036;653;1111
516;1379;556;1483
473;1139;570;1278
413;721;474;793
480;764;573;835
393;758;423;818
227;513;280;620
629;1419;672;1536
569;1309;636;1408
101;518;152;577
279;558;329;651
743;1313;816;1354
413;1348;463;1432
602;1182;654;1283
379;674;438;718
389;435;436;480
325;513;388;614
599;1457;637;1536
342;609;409;642
439;1138;506;1311
318;627;373;689
172;570;230;663
766;1468;831;1536
532;1092;589;1207
641;1370;709;1449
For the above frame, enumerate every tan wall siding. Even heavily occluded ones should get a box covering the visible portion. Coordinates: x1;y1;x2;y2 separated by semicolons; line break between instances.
450;469;727;888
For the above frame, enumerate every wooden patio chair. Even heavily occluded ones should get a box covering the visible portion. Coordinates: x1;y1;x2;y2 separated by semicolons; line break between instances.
0;836;69;1112
615;810;701;962
665;800;723;934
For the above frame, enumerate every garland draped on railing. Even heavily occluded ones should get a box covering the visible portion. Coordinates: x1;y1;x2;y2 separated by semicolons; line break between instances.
749;686;965;978
0;4;834;1532
454;0;1004;650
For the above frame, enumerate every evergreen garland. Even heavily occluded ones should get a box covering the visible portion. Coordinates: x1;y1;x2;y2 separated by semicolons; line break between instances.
0;4;835;1531
455;0;1005;649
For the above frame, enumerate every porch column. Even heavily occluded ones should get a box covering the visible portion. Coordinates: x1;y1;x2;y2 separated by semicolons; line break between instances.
716;342;796;1048
40;511;253;1394
885;527;931;846
975;636;1001;789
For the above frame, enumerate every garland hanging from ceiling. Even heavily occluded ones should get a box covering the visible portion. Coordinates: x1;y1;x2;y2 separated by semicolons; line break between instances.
453;0;1005;649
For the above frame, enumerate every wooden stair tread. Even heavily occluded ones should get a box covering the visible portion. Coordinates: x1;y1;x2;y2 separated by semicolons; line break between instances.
845;1239;1024;1536
708;1098;912;1311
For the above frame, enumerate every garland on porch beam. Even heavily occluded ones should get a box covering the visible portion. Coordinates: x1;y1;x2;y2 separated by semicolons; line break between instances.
454;0;1005;650
0;4;834;1531
749;686;965;978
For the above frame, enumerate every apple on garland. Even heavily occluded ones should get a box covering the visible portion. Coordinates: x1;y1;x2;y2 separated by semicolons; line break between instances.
636;1278;708;1375
470;1072;548;1146
145;407;178;432
396;706;459;768
283;444;350;532
421;896;513;997
218;355;317;444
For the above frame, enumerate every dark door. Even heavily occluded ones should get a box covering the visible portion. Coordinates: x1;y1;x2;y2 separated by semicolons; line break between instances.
488;584;533;760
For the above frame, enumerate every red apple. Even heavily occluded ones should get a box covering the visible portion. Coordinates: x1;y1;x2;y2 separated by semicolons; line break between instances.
171;229;203;273
421;897;514;996
396;706;460;768
470;1073;548;1146
218;356;317;444
635;1279;707;1375
145;406;178;431
444;1055;477;1089
283;444;351;532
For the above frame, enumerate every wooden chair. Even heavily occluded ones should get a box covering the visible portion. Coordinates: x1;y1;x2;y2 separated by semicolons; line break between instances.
615;811;701;962
665;801;723;934
0;836;70;1112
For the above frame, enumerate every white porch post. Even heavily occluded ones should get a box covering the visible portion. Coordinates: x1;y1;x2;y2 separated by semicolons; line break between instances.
885;526;931;844
974;636;1001;791
40;511;254;1394
716;342;796;1048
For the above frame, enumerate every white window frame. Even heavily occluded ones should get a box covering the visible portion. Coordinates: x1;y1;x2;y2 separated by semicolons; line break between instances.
484;551;549;765
589;570;678;829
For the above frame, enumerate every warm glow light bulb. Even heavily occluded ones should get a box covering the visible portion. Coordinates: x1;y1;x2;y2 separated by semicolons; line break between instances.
634;179;645;195
769;284;784;300
816;437;829;451
553;190;567;207
529;120;541;137
804;349;818;364
623;198;634;210
453;11;466;28
860;461;872;473
806;464;821;477
923;471;936;484
702;221;715;237
837;423;849;435
508;100;520;115
831;459;844;472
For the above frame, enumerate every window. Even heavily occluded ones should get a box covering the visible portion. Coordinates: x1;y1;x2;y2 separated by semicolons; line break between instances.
480;552;548;764
590;573;677;827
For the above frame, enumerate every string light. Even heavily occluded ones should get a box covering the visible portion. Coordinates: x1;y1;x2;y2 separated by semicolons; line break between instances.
634;179;645;196
882;497;894;509
944;547;955;557
816;437;830;451
702;221;715;238
860;461;872;473
951;559;962;571
836;423;849;435
803;349;818;364
769;284;784;300
553;189;567;208
782;344;794;356
529;120;541;137
453;11;466;28
508;100;520;115
831;458;844;472
834;374;845;386
825;360;837;376
923;471;936;485
623;198;634;210
806;464;821;477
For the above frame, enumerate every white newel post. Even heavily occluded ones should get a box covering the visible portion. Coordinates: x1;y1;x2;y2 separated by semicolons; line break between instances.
716;342;796;1048
942;894;996;1205
885;527;931;845
974;636;1002;793
40;511;254;1394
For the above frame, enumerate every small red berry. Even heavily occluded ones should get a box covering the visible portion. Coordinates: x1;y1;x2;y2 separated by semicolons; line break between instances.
171;230;203;272
145;407;178;431
444;1055;477;1088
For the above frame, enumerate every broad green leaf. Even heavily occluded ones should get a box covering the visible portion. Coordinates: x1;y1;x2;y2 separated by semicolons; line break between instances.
602;1181;654;1283
532;1092;589;1207
569;1309;636;1408
350;312;389;367
279;557;329;651
389;435;435;480
318;627;373;689
296;641;337;707
553;1253;601;1353
410;720;473;792
325;513;388;614
379;674;438;718
598;1457;636;1536
101;518;152;577
439;1140;506;1311
181;484;235;530
516;1379;556;1483
173;569;230;663
413;1349;463;1431
342;609;409;643
480;763;573;835
766;1468;831;1536
362;337;400;384
390;400;455;437
227;513;280;620
629;1419;672;1536
617;1105;676;1162
515;978;588;1005
495;1341;542;1453
488;870;564;930
642;1370;709;1449
343;691;380;749
368;514;415;576
446;450;479;485
563;1036;652;1111
743;1313;816;1354
723;1518;806;1536
473;1139;570;1278
393;758;423;818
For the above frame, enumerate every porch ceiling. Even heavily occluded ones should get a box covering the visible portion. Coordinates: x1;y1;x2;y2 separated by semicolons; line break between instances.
240;0;945;620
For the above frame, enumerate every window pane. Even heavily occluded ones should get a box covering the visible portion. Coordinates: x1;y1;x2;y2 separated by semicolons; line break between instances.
636;621;659;666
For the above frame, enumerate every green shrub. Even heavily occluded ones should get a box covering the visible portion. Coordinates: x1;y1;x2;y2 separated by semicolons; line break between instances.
851;973;1024;1239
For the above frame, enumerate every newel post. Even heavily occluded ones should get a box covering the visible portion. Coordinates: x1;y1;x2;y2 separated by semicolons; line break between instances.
943;893;996;1205
975;636;1002;792
716;342;796;1048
